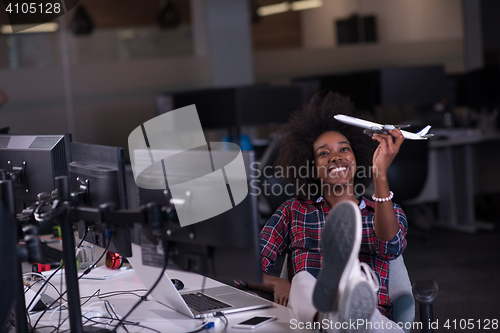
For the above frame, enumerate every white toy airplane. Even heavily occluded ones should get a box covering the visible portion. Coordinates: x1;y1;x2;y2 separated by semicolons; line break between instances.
334;114;434;140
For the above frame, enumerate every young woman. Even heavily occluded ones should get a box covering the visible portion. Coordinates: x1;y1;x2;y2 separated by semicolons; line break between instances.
249;91;408;331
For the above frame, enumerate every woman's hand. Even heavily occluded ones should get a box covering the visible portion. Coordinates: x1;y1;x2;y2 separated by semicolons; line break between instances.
371;129;405;178
272;278;291;306
371;129;405;241
246;273;291;306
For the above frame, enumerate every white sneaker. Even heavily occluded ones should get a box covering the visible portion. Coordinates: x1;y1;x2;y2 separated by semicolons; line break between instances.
338;271;378;333
312;200;378;333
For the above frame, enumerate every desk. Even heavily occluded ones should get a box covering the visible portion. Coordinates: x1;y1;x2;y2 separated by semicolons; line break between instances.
27;267;310;333
406;129;500;232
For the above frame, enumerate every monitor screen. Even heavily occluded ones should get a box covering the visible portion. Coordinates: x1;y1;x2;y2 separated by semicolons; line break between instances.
136;150;261;284
380;65;446;106
292;71;380;112
0;134;71;214
155;88;237;130
236;85;303;126
155;85;303;130
69;142;131;257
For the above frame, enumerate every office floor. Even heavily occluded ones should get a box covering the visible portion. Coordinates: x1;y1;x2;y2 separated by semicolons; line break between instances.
404;223;500;332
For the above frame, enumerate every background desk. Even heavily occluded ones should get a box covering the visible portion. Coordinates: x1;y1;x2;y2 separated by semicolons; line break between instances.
28;267;310;333
406;129;500;232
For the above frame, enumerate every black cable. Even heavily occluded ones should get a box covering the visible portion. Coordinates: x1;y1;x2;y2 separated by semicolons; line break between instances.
119;322;161;333
78;232;112;279
56;261;64;333
32;228;109;331
28;208;84;332
76;317;161;333
52;234;113;333
104;301;116;325
26;227;89;313
79;289;148;302
112;242;169;332
215;312;228;333
79;289;101;308
220;314;228;333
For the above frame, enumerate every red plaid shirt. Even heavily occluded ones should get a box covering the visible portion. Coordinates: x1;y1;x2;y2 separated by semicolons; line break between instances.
260;197;408;318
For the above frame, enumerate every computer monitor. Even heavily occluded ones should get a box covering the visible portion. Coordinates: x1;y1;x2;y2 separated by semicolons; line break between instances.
380;65;446;106
68;142;132;257
292;71;380;112
155;85;303;129
466;65;500;109
0;134;71;214
336;14;378;44
236;85;303;126
155;87;237;130
136;150;261;285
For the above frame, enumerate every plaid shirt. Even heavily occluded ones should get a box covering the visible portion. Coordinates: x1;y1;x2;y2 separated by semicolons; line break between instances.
260;197;408;318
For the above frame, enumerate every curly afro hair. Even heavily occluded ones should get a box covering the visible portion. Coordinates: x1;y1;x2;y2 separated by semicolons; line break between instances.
274;90;378;199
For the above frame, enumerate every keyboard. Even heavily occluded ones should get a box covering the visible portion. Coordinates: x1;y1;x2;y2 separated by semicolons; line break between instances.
39;242;64;264
181;292;231;312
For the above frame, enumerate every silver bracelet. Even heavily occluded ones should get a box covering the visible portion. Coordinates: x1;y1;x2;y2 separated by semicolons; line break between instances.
372;191;394;203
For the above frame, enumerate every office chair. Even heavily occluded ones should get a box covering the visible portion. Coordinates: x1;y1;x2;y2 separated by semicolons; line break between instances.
386;139;428;201
386;138;435;245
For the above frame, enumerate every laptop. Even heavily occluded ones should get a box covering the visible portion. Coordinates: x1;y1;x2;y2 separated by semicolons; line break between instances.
128;243;272;319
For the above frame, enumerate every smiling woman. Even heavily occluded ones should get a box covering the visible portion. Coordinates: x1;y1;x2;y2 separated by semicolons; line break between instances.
313;131;357;186
245;90;408;333
275;91;377;200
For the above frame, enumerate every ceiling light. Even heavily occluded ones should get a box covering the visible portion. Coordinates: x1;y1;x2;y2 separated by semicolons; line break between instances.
257;0;322;17
257;2;291;17
1;22;59;34
291;0;323;11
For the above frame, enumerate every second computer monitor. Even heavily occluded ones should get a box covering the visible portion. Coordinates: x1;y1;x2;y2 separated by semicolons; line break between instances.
69;142;131;257
136;150;261;285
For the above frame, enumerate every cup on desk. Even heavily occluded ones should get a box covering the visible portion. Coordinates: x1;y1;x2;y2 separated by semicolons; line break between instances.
76;241;96;270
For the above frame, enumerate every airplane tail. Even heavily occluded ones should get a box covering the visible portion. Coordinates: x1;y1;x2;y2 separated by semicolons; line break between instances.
416;125;432;137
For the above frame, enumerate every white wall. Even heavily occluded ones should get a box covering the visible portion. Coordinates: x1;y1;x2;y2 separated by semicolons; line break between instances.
301;0;464;48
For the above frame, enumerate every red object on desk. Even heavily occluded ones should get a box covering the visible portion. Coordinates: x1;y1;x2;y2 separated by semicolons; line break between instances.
32;263;59;273
105;251;123;270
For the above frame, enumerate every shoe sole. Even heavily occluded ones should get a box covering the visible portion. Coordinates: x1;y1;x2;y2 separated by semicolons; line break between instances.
312;200;361;313
340;279;376;333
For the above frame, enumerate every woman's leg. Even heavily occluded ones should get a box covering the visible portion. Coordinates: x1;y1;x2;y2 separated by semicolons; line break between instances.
288;270;318;323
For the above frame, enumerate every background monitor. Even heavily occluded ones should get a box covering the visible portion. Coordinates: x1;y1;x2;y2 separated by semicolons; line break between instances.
136;150;261;285
465;65;500;109
155;87;237;130
336;14;378;45
155;85;303;130
236;85;303;126
292;71;380;112
0;134;71;214
380;65;446;106
69;142;131;257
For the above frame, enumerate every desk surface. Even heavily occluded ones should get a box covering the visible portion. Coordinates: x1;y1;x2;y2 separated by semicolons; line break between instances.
27;267;311;333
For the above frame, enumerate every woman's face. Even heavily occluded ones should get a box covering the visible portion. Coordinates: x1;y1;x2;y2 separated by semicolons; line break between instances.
313;131;357;186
